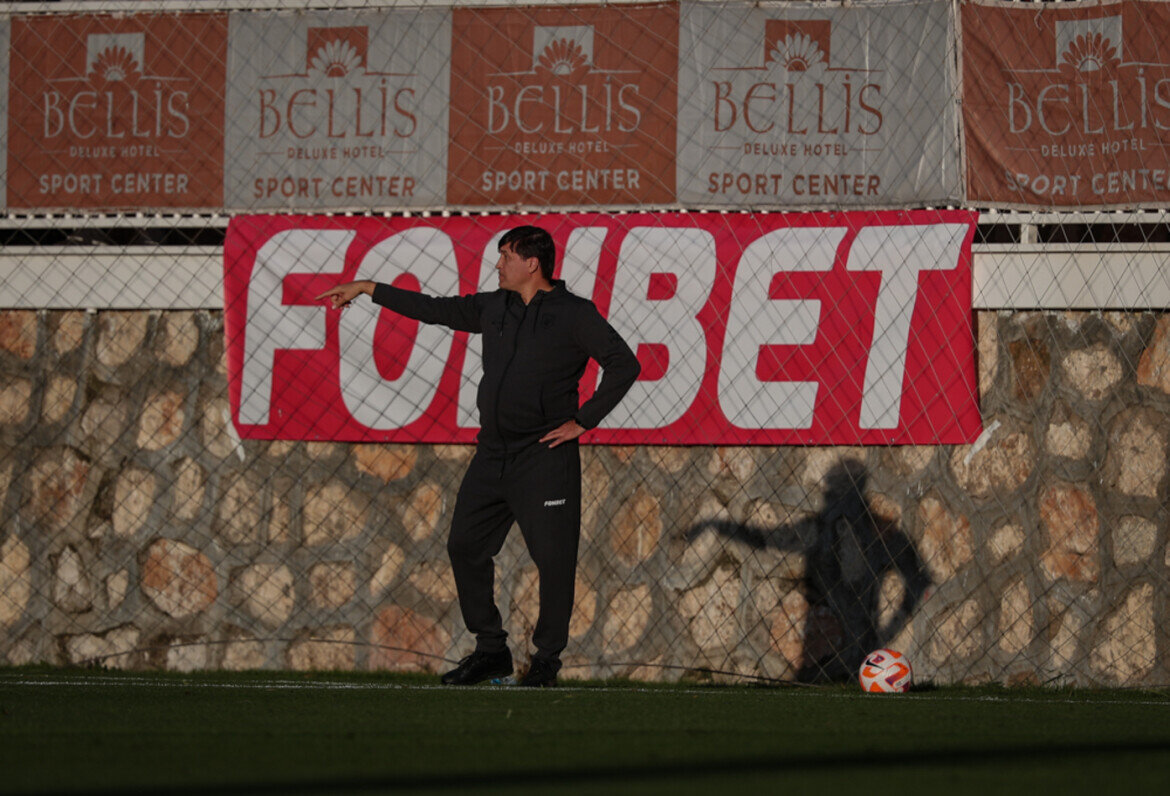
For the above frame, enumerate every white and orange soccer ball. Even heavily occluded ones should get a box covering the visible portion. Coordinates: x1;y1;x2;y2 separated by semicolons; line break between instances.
858;648;913;693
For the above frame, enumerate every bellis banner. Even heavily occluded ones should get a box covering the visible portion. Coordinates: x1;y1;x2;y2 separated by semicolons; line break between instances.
224;212;980;445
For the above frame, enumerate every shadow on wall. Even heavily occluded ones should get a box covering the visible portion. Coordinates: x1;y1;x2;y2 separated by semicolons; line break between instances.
687;460;931;683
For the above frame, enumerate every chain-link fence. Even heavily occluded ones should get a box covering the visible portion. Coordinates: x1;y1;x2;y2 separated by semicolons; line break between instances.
1;0;1168;688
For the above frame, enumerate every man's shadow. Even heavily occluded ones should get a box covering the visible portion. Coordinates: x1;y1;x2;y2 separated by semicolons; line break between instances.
686;459;930;682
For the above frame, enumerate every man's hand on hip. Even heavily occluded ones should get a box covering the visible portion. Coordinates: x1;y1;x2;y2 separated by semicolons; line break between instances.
541;420;586;448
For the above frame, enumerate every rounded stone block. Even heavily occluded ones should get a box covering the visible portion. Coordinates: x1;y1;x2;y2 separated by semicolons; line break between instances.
1061;344;1123;402
232;563;294;627
112;467;156;539
1039;482;1100;583
407;560;457;604
96;312;149;368
25;447;92;532
1045;404;1092;460
610;487;662;566
353;444;417;483
976;311;998;399
53;311;86;354
0;310;38;359
679;564;741;652
706;447;756;483
950;421;1034;500
997;578;1033;655
171;458;206;521
1090;583;1155;684
106;569;130;611
287;626;356;671
1113;516;1158;566
800;448;865;492
137;389;186;451
917;495;973;582
42;376;77;424
928;599;982;665
79;394;130;455
215;474;264;545
222;628;267;671
200;397;237;460
0;535;32;627
162;638;211;673
580;451;612;542
141;539;217;619
401;482;445;542
0;379;32;425
988;522;1025;564
1107;410;1167;499
53;545;93;614
310;561;356;609
369;542;406;598
601;583;652;655
1137;315;1170;395
159;311;199;367
766;590;842;673
303;482;367;546
63;625;140;669
647;446;691;474
1008;334;1050;402
369;606;450;672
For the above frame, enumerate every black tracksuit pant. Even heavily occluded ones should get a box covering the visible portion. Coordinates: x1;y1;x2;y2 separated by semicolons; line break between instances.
447;440;582;664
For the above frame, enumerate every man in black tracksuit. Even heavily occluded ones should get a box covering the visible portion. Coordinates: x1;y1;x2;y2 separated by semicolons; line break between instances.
317;226;640;687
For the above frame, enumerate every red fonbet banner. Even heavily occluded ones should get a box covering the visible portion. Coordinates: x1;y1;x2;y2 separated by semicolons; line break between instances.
224;212;979;445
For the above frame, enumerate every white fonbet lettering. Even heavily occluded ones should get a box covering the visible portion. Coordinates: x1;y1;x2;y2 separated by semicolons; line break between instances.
599;227;717;430
718;227;845;429
847;224;969;429
240;230;354;425
338;228;459;429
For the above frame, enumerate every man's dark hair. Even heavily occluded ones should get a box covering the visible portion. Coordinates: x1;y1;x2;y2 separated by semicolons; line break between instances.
499;226;556;281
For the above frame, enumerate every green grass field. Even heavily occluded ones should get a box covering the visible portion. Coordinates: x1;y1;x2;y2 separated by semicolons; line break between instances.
1;667;1168;795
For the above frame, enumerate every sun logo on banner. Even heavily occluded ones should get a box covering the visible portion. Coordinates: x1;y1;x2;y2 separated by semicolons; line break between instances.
308;39;364;78
530;25;595;80
536;38;590;78
766;33;828;73
1059;32;1121;76
84;33;146;86
302;27;369;80
1055;16;1123;81
761;20;831;78
90;46;140;82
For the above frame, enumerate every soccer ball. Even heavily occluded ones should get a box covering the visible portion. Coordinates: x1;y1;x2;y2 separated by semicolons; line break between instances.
858;648;913;693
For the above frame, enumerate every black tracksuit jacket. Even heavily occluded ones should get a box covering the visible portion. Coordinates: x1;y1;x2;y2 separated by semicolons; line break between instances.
371;280;640;451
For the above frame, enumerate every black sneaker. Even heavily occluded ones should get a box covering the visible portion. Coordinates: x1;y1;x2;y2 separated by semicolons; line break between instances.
519;657;559;688
440;649;513;686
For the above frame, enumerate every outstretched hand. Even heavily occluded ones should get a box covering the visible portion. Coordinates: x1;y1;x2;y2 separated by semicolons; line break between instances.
541;420;586;448
314;280;374;310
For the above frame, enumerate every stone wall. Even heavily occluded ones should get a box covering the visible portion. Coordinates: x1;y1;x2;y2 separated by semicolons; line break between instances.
0;308;1167;686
